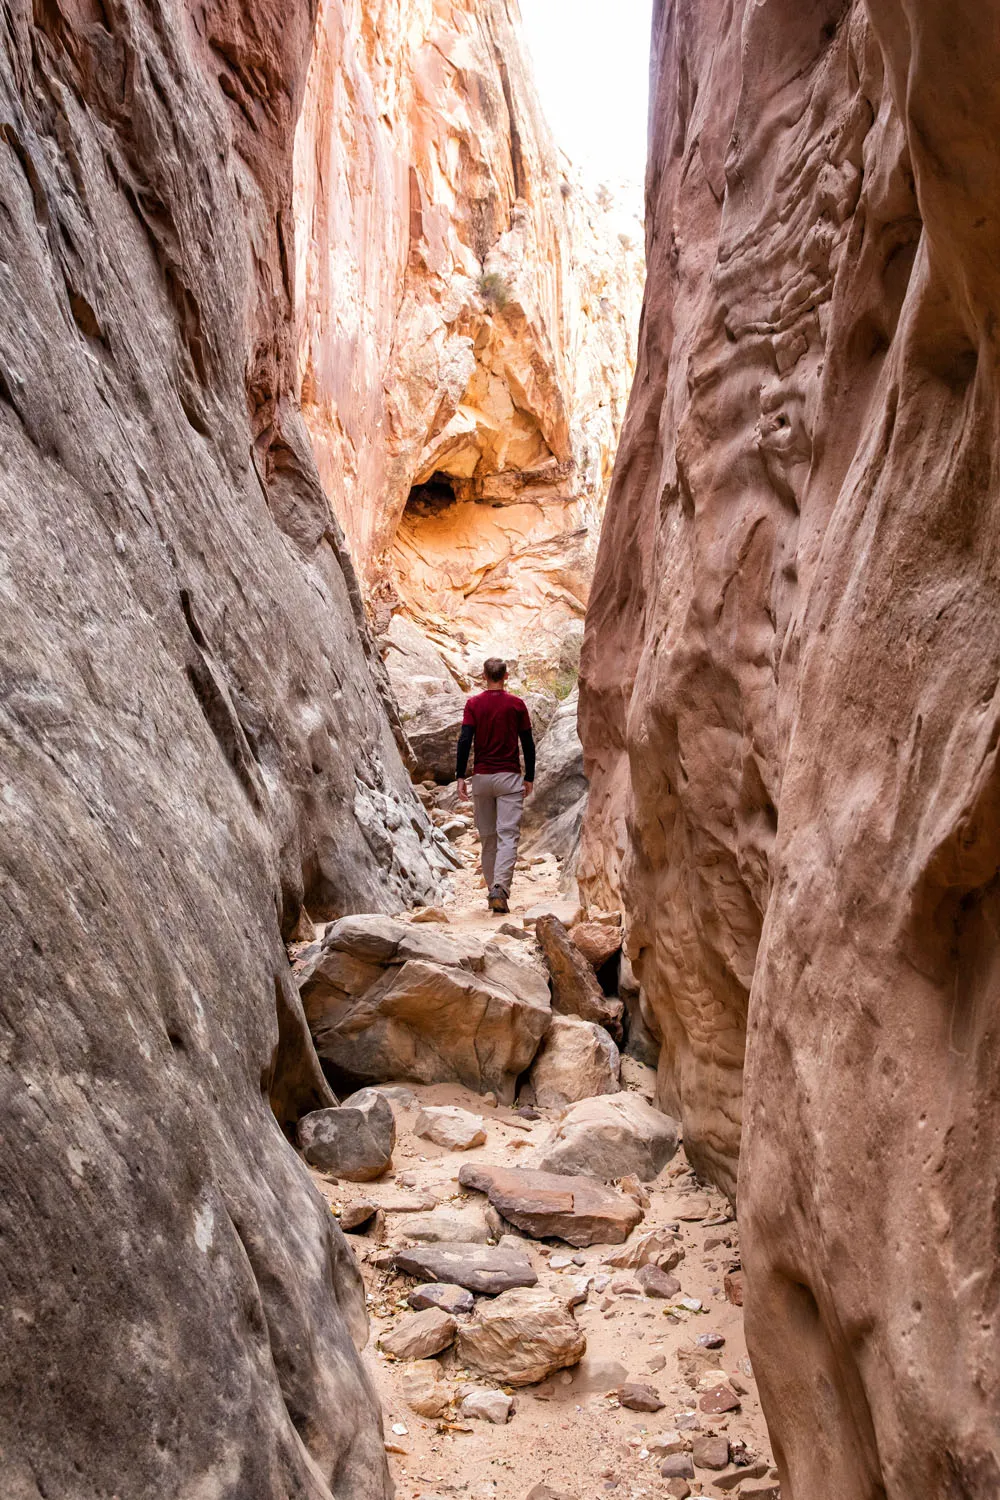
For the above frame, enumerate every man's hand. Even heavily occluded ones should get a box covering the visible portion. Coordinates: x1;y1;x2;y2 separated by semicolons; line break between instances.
457;778;470;802
523;781;533;798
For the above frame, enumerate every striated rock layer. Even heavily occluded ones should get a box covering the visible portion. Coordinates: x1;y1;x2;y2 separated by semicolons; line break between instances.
580;0;1000;1494
0;1;449;1495
294;0;643;680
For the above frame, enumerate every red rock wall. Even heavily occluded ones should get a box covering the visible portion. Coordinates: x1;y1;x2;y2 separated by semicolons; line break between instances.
0;1;443;1493
580;0;1000;1492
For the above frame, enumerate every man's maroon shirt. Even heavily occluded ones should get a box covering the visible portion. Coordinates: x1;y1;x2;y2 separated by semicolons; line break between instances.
461;689;532;775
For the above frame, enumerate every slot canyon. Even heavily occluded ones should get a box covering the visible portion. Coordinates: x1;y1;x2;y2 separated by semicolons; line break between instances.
1;4;997;1500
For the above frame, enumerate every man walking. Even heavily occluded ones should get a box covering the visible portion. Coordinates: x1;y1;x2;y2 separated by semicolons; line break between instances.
456;658;535;914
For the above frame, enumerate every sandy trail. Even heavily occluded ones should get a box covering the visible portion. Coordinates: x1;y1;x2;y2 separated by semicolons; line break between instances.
308;831;778;1500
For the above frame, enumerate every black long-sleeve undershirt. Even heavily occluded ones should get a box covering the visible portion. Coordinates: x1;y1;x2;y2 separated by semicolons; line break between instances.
455;724;535;781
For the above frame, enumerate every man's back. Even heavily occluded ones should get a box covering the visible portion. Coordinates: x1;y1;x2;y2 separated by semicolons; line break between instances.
462;688;531;776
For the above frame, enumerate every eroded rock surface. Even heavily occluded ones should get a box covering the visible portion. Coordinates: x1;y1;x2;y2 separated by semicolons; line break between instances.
579;0;1000;1494
0;0;453;1493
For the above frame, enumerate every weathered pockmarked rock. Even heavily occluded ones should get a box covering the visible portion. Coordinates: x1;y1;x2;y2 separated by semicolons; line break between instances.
529;1015;620;1107
300;916;550;1101
535;915;623;1035
579;0;1000;1494
455;1287;586;1386
298;1090;396;1180
458;1164;643;1247
534;1092;680;1182
393;1241;538;1296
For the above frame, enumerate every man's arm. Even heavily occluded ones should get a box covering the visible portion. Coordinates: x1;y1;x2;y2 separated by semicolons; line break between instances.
456;719;474;799
518;726;535;793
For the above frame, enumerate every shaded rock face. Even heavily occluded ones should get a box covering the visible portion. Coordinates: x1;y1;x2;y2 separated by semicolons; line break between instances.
0;2;456;1495
294;0;643;684
580;0;1000;1495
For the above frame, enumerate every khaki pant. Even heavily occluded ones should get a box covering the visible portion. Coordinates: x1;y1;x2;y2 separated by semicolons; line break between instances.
471;771;524;896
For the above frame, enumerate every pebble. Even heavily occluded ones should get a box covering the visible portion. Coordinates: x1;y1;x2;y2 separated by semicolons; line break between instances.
660;1455;695;1480
612;1383;665;1413
635;1263;682;1299
697;1332;726;1349
691;1435;730;1470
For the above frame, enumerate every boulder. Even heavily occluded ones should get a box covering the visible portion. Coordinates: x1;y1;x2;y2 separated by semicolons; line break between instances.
535;915;623;1035
393;1241;538;1295
455;1287;586;1385
603;1227;683;1272
299;917;551;1102
414;1105;487;1151
529;1016;620;1108
408;1283;475;1315
568;922;622;969
458;1164;643;1247
379;1308;457;1360
398;1360;454;1418
383;615;467;783
533;1092;680;1181
297;1091;396;1181
401;1208;490;1245
459;1388;513;1424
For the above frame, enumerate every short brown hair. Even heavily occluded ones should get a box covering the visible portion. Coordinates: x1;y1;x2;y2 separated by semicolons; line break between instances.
483;657;507;682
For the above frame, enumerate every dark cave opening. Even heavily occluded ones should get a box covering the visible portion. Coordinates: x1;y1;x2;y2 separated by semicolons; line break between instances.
404;472;458;518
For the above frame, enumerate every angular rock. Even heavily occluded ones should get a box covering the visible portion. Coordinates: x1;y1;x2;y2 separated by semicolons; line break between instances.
393;1241;538;1295
535;915;623;1035
675;1196;712;1221
459;1388;513;1424
398;1359;454;1418
524;1486;579;1500
297;1091;396;1181
380;1308;457;1360
665;1482;692;1500
647;1432;687;1455
401;1208;490;1245
529;1016;620;1108
635;1263;681;1299
603;1227;683;1272
699;1385;741;1414
724;1270;744;1307
410;906;451;924
613;1383;664;1412
568;922;623;969
340;1200;380;1232
692;1436;730;1471
456;1287;586;1385
414;1105;487;1151
533;1092;679;1181
300;917;551;1100
458;1163;643;1247
661;1456;696;1480
407;1283;475;1315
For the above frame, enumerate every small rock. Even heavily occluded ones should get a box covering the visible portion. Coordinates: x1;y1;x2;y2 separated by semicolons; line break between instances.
499;923;531;941
460;1388;513;1424
516;1105;541;1120
665;1482;691;1500
619;1174;650;1208
692;1436;730;1470
297;1090;396;1181
410;907;450;924
482;1092;498;1108
398;1359;453;1417
414;1104;488;1151
380;1308;457;1360
393;1240;537;1295
660;1455;695;1480
339;1199;379;1231
697;1332;726;1349
714;1462;769;1491
390;1423;409;1436
675;1197;712;1221
613;1383;665;1413
402;1208;490;1244
724;1270;744;1307
636;1263;682;1299
678;1297;702;1312
647;1431;687;1455
699;1384;741;1414
646;1354;666;1373
550;1255;575;1270
407;1283;475;1315
737;1488;780;1499
524;1486;578;1500
603;1228;683;1272
456;1286;586;1386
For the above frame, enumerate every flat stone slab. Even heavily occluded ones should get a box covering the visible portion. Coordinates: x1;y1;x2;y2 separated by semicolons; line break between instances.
458;1163;643;1247
393;1240;538;1295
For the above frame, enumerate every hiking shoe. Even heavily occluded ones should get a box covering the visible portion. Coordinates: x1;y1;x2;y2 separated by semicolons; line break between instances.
488;888;510;914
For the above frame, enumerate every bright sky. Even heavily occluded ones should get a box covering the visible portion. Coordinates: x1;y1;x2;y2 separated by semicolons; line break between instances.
517;0;653;198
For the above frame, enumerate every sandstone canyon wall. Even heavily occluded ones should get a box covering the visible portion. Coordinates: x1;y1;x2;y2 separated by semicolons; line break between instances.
580;0;1000;1494
0;1;452;1494
294;0;643;686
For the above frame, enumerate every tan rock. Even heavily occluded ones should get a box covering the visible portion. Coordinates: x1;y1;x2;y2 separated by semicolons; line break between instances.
401;1208;490;1245
414;1105;487;1151
380;1308;457;1361
410;907;451;925
456;1287;586;1386
398;1360;454;1418
458;1163;642;1247
533;1092;679;1181
535;915;623;1035
529;1016;620;1108
568;922;623;969
603;1227;683;1272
